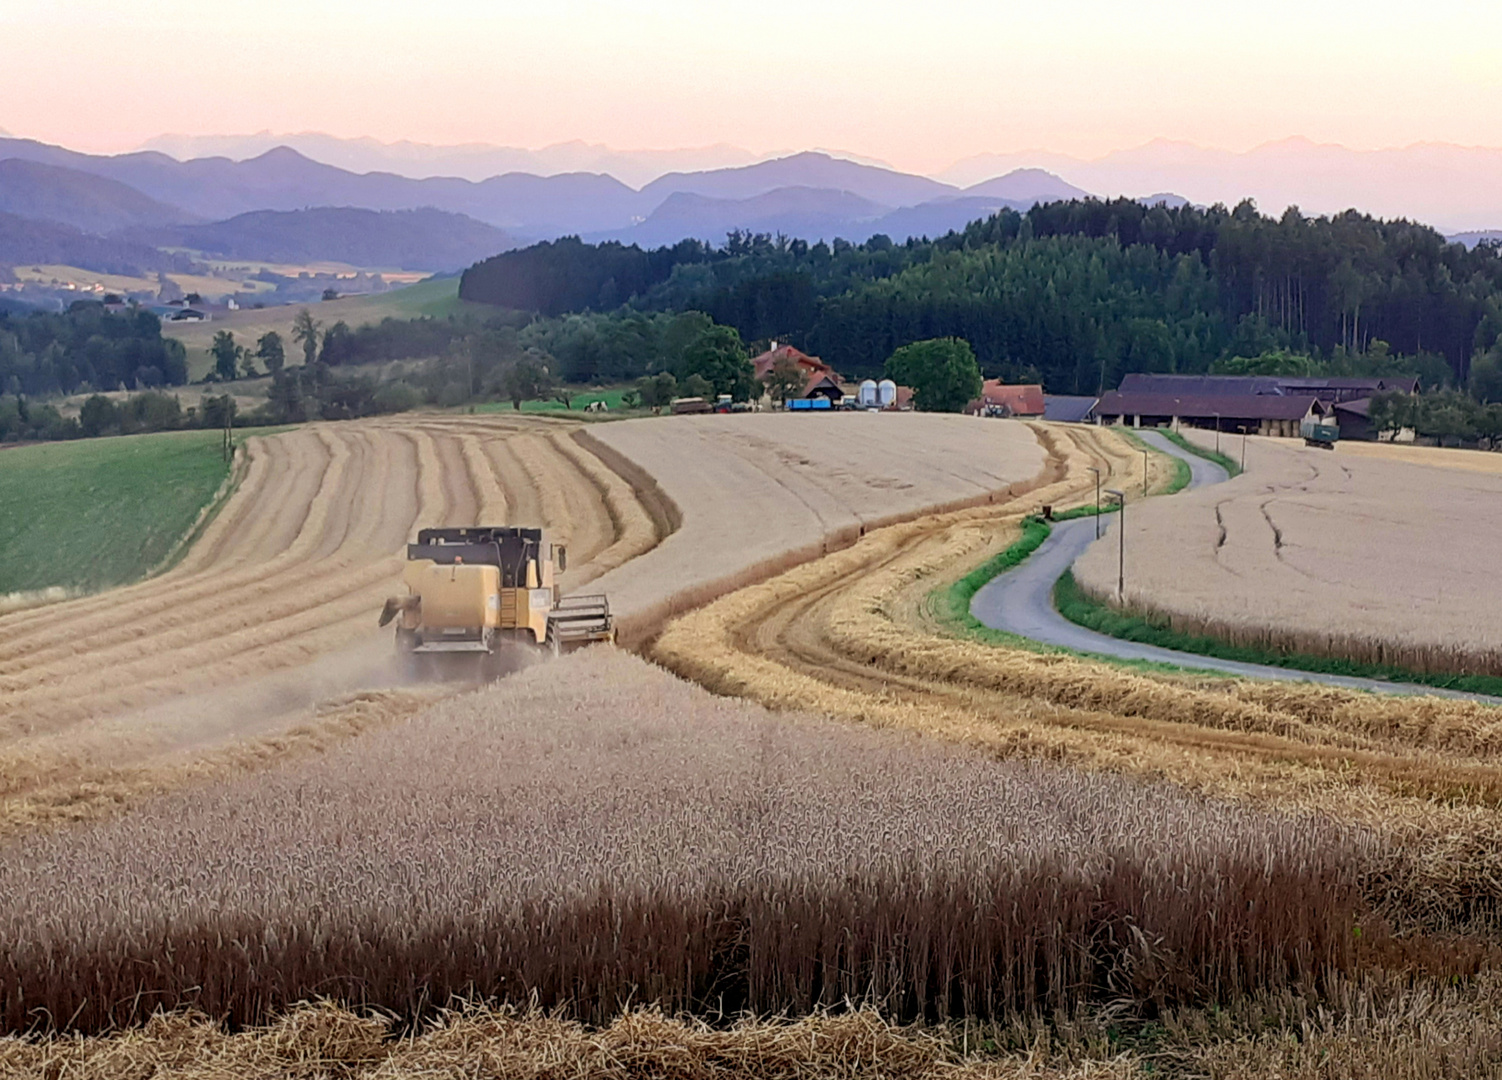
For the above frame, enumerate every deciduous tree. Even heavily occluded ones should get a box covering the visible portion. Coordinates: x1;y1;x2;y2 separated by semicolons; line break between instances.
883;337;982;413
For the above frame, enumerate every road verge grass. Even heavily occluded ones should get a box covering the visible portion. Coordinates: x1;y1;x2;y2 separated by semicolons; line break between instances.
1053;570;1502;697
1156;426;1244;476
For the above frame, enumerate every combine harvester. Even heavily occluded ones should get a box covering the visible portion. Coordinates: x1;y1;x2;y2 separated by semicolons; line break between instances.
378;526;614;679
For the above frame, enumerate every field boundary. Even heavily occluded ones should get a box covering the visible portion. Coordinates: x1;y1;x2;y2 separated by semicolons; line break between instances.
149;439;251;581
1059;569;1502;696
603;432;1066;651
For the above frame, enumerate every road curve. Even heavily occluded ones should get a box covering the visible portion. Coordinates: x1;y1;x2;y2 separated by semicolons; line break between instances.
971;430;1496;701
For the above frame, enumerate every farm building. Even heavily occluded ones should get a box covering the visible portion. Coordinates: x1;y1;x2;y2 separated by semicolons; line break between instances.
1043;395;1099;423
1096;389;1332;437
1099;373;1416;438
1117;373;1418;402
751;343;844;403
965;381;1045;418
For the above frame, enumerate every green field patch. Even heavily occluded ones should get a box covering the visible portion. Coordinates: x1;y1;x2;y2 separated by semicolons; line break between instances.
0;430;235;597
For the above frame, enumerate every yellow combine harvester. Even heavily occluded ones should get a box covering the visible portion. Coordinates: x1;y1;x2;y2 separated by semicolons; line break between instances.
379;526;614;678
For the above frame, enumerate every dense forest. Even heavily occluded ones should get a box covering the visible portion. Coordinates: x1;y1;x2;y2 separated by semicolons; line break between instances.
459;200;1502;392
0;302;189;398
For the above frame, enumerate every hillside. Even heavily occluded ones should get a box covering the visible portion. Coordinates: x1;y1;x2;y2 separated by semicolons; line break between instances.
136;207;514;271
962;167;1089;204
640;150;955;207
619;187;891;246
0;159;194;234
160;276;475;378
0;211;184;275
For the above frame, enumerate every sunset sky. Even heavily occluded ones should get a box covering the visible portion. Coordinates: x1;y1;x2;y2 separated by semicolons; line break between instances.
4;0;1500;172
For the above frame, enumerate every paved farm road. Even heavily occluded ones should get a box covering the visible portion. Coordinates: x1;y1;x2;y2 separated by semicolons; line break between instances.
971;430;1497;701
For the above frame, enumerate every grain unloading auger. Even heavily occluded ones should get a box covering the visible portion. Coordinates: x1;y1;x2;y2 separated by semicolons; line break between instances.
379;526;614;679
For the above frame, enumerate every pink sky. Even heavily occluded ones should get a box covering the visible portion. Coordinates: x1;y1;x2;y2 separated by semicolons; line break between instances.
4;0;1501;174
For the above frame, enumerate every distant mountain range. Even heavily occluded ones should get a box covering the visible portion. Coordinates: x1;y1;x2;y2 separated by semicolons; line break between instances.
0;139;1090;281
0;159;196;234
140;133;770;188
132;208;515;272
6;130;1497;294
940;137;1502;233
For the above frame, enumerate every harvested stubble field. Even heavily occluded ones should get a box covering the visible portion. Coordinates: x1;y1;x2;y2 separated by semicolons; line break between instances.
585;412;1054;642
0;411;667;833
0;410;1044;833
650;422;1502;929
1074;432;1502;678
0;650;1365;1035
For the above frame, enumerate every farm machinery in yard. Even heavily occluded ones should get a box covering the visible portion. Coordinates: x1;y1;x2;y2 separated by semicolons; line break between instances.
379;526;614;679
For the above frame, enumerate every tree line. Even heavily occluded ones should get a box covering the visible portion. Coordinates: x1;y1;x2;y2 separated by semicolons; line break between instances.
0;302;189;398
457;201;1502;392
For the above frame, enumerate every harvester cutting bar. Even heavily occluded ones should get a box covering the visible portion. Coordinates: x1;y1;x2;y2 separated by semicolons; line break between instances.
550;594;614;642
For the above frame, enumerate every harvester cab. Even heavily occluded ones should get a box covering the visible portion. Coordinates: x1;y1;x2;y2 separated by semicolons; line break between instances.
379;526;613;678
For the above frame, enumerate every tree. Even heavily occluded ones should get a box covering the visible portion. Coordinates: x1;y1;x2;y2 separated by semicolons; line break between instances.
210;331;240;382
635;372;678;412
764;355;807;403
319;321;353;365
78;393;119;437
1470;346;1502;404
256;331;286;374
292;309;321;365
883;337;982;413
681;373;714;400
677;325;756;401
500;351;556;410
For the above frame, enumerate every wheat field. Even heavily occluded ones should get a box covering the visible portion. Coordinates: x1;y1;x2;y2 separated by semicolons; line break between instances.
1073;432;1502;677
13;414;1502;1072
0;650;1365;1034
650;422;1502;929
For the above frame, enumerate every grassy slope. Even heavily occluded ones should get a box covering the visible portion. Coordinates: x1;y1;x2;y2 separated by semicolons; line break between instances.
162;277;478;380
0;430;233;596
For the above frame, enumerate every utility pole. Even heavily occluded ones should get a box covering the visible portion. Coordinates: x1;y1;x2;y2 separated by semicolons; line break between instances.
1087;466;1101;539
1141;448;1149;496
1214;412;1221;455
1106;489;1126;602
1242;432;1247;473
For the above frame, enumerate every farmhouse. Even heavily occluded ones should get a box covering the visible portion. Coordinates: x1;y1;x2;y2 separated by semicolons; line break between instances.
965;381;1045;418
751;343;844;402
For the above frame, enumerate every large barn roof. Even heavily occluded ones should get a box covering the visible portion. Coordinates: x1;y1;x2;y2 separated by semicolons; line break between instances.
1118;373;1418;400
1097;390;1325;421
